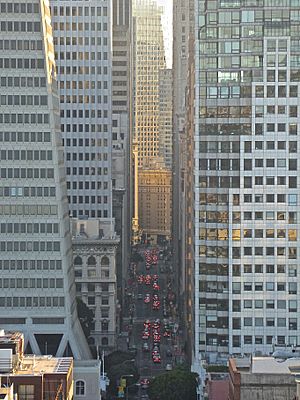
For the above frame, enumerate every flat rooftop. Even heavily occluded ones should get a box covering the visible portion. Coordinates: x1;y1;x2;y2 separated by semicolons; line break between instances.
252;357;300;374
1;356;72;376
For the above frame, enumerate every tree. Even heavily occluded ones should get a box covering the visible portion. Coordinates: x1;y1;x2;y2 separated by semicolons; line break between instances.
148;366;198;400
107;361;139;397
130;252;144;263
76;297;94;339
105;351;135;371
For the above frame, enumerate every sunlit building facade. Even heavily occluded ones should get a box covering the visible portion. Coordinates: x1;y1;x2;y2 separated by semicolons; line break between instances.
193;0;300;365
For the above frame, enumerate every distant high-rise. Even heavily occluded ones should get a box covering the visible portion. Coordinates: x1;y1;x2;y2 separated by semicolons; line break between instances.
132;0;166;168
190;0;300;365
51;0;113;220
0;0;90;359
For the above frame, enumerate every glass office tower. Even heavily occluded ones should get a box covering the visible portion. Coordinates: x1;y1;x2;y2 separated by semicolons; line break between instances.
193;0;300;364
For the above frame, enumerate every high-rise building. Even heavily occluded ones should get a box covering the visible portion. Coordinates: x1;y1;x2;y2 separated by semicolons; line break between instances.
172;0;194;361
132;0;166;168
112;0;132;318
51;1;113;220
159;68;173;170
0;0;90;359
191;0;300;365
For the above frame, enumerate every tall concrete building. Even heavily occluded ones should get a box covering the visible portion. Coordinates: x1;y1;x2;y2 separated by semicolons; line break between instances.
172;0;194;361
159;68;173;170
132;0;166;168
112;0;132;319
133;0;172;241
0;0;90;359
191;0;300;366
51;0;113;220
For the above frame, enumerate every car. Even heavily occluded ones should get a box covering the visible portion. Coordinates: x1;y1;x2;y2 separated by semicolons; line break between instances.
152;301;160;310
145;275;151;285
142;331;150;340
140;378;150;390
153;274;159;282
152;322;160;330
153;335;161;343
138;293;143;300
166;349;172;357
153;294;159;301
146;264;151;270
142;342;150;352
152;355;161;363
144;319;151;328
153;282;160;291
144;294;151;304
138;275;144;284
165;363;172;371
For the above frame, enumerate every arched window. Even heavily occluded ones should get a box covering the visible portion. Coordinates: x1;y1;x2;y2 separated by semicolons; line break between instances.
101;256;109;267
74;256;82;265
75;380;85;396
101;337;108;346
87;256;96;266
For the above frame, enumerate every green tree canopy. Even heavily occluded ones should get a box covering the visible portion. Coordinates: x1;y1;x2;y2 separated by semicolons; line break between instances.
105;351;135;371
148;366;198;400
107;362;139;396
76;297;94;339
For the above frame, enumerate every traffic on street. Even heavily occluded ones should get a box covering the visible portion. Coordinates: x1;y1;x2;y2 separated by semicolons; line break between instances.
121;244;184;399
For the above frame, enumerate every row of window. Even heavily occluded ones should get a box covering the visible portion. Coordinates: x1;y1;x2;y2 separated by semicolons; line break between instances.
200;106;300;120
0;205;57;216
60;80;107;90
0;21;41;33
52;5;107;17
0;58;44;70
66;152;107;161
199;211;298;224
199;176;299;190
61;109;107;119
0;131;51;143
243;177;299;190
54;36;106;46
0;278;63;289
67;181;109;190
75;270;110;279
0;297;65;308
53;22;107;32
56;51;108;61
0;95;48;107
201;228;298;241
233;317;298;329
69;196;108;204
57;66;108;75
0;223;59;235
0;259;62;271
59;94;108;104
232;281;297;293
0;39;43;52
0;168;55;179
0;241;61;252
232;246;297;258
233;299;298;311
66;167;109;176
72;209;109;218
203;263;297;276
63;138;108;147
0;3;39;13
232;335;294;348
0;150;52;161
61;123;109;133
0;113;49;125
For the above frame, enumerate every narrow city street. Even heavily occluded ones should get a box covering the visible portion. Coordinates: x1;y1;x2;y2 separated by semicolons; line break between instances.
120;244;185;399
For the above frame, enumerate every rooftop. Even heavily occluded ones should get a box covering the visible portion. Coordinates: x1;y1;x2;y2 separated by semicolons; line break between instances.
2;356;72;377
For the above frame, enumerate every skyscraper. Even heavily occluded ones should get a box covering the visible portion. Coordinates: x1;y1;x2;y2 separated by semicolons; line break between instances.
191;0;300;365
0;0;90;359
51;1;113;220
132;0;166;168
112;0;132;317
159;68;173;170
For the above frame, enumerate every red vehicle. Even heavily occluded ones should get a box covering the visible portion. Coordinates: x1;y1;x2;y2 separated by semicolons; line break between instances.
153;282;160;291
138;275;144;284
144;319;151;329
144;294;151;304
152;301;160;310
152;355;161;363
145;275;152;285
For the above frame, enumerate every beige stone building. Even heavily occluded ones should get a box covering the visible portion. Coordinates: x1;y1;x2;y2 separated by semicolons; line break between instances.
72;219;119;352
138;169;172;241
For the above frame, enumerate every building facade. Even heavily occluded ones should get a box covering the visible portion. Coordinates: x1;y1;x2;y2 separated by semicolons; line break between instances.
192;0;300;365
159;68;173;170
132;0;166;168
51;0;113;220
0;0;90;359
112;0;132;319
72;219;119;352
138;169;172;241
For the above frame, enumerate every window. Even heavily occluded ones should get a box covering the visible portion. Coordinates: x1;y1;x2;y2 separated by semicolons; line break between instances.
75;380;85;396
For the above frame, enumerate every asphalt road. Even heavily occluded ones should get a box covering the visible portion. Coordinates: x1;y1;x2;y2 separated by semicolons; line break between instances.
129;248;176;381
